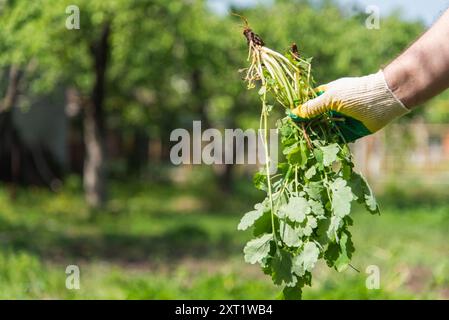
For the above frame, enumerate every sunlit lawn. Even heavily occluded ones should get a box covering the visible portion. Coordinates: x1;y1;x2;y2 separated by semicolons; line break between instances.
1;172;448;299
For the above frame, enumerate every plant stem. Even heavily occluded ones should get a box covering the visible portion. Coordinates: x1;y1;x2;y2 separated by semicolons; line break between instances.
300;122;313;149
261;92;279;248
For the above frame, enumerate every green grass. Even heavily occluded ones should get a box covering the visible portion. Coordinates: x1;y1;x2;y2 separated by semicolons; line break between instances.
1;172;449;299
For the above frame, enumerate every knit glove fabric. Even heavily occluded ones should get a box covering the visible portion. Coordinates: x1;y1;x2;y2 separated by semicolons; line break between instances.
290;70;410;142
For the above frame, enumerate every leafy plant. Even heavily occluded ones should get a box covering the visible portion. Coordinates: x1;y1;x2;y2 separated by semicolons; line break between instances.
236;18;379;299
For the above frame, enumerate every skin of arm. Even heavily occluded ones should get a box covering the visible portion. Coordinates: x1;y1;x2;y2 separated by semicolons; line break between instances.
291;9;449;141
384;8;449;109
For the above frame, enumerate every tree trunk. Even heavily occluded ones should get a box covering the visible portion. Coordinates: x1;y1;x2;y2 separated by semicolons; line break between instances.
0;65;23;200
219;162;234;193
219;109;238;193
191;69;211;129
127;129;149;175
83;24;110;208
0;65;23;113
191;68;237;192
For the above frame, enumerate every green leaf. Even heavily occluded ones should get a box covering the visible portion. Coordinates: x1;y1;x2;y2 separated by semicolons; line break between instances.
348;171;363;202
279;283;303;300
308;199;325;216
324;231;354;272
243;233;273;264
306;216;318;229
327;215;342;241
302;242;320;271
253;170;267;191
253;211;273;236
299;216;318;237
292;255;305;277
313;150;325;171
305;166;316;179
280;221;302;247
364;189;379;214
294;242;320;273
320;143;339;166
237;203;265;231
329;178;354;218
340;144;352;160
302;225;313;237
299;272;313;287
284;141;308;166
282;142;299;156
279;120;293;137
316;218;331;245
334;231;355;272
361;178;379;214
299;141;309;165
280;196;311;222
313;148;324;168
237;209;263;231
324;241;340;268
349;172;379;214
342;163;352;180
304;181;323;200
271;249;296;286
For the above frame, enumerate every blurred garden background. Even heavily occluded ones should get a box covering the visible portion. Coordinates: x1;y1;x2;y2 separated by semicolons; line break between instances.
1;0;449;299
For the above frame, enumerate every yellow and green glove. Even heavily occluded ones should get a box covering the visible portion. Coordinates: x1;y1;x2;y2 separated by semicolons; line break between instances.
290;70;410;142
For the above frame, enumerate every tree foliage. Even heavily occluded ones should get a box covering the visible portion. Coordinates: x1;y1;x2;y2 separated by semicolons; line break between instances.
0;0;425;192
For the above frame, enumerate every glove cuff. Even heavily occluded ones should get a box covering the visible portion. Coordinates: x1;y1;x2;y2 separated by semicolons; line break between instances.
342;70;410;132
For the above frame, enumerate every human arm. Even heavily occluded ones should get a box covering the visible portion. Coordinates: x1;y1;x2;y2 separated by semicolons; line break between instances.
291;8;449;141
384;8;449;108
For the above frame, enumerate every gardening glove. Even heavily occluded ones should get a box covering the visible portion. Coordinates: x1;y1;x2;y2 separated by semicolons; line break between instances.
290;70;410;142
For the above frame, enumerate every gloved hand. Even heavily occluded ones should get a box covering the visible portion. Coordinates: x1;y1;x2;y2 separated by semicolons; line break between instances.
290;70;410;142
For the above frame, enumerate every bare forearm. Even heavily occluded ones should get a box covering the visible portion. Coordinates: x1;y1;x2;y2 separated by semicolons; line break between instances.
384;9;449;109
